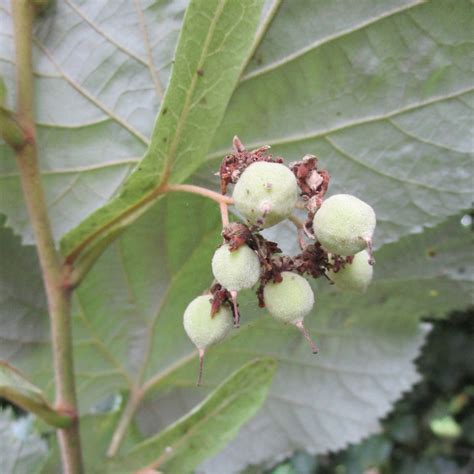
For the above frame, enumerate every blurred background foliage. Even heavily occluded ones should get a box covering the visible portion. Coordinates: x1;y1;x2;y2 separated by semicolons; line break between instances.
256;308;474;474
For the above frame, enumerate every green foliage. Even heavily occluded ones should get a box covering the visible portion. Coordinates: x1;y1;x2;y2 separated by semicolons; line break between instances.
0;408;48;474
0;0;472;472
267;309;474;474
60;0;265;264
117;358;277;472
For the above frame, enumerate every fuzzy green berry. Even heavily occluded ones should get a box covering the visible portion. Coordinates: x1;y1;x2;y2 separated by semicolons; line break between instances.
183;295;233;385
233;161;298;228
264;272;314;323
327;250;373;293
313;194;376;256
212;244;260;291
264;272;318;353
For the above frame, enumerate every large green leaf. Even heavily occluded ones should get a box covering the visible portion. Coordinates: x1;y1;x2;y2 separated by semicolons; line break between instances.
1;0;471;250
205;0;473;248
0;194;471;471
0;0;265;252
60;0;265;264
117;358;277;472
0;0;472;471
1;0;175;242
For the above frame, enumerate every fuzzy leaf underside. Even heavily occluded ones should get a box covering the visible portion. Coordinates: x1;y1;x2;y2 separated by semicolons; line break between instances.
115;358;277;472
1;0;471;251
58;0;265;263
1;195;471;471
0;0;472;471
0;408;48;474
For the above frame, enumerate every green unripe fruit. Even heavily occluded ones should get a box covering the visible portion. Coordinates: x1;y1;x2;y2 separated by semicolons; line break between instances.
233;161;298;228
212;244;260;291
313;194;376;256
183;295;233;385
327;250;373;293
183;295;233;350
264;272;318;353
264;272;314;323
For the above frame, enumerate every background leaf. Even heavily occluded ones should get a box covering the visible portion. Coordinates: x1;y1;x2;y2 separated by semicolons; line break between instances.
203;0;473;248
1;0;184;242
118;358;277;472
60;0;265;262
0;0;472;471
0;408;48;474
0;193;471;471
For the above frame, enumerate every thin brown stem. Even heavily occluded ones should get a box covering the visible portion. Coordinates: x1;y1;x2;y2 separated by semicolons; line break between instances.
11;2;83;472
219;201;230;227
197;348;205;386
287;214;308;250
295;320;318;354
163;183;234;205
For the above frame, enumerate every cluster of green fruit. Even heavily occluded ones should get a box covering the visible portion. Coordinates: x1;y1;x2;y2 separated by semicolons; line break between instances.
183;138;376;385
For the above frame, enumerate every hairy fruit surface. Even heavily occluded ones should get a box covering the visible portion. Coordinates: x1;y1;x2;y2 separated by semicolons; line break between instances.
183;295;233;350
212;244;260;291
313;194;376;256
328;250;374;293
233;161;298;228
264;272;314;323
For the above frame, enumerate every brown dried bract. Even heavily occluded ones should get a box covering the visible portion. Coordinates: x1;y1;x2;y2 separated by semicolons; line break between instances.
218;136;283;194
289;155;330;235
328;254;354;274
290;155;330;203
222;222;253;251
293;243;330;279
209;283;232;317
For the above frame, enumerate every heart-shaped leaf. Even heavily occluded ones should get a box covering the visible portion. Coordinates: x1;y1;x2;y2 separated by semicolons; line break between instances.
1;194;471;470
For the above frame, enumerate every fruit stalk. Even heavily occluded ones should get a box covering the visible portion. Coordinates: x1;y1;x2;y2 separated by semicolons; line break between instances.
11;1;83;472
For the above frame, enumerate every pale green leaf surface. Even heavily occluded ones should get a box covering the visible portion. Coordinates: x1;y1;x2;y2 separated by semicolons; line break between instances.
115;358;277;473
59;0;266;262
0;0;185;242
0;0;265;253
206;0;473;247
0;0;472;468
1;193;470;470
0;220;51;385
0;408;48;474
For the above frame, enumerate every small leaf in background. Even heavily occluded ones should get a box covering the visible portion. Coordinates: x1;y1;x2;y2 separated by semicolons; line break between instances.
0;408;48;474
430;416;461;440
0;361;71;428
118;358;277;472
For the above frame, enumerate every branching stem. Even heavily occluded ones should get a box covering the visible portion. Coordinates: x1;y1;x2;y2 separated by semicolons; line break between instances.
287;214;308;250
163;183;234;205
11;2;83;472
